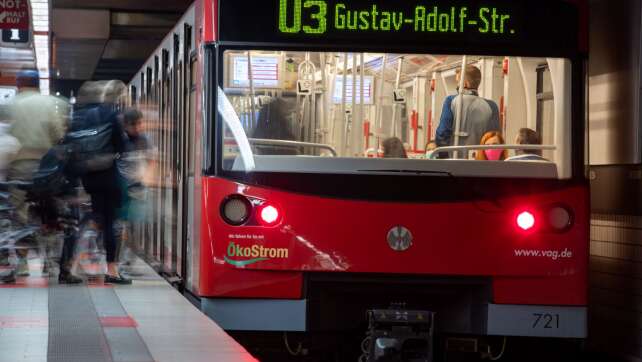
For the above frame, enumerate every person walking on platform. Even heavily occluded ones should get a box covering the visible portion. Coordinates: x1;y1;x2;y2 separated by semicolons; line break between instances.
4;69;68;278
70;81;130;284
0;121;20;182
55;189;84;284
116;107;151;271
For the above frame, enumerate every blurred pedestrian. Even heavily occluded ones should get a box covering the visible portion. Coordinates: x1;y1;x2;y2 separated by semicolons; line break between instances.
0;121;20;182
116;107;151;270
70;80;130;284
6;69;68;277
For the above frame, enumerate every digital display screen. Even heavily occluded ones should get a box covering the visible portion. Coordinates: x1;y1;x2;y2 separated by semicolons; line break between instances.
278;2;520;37
332;75;373;104
218;0;579;56
228;54;281;89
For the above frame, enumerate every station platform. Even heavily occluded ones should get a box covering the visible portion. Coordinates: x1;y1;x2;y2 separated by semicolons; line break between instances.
0;257;257;362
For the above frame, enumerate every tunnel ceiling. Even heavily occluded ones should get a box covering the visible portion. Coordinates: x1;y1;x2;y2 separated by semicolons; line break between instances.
52;0;192;92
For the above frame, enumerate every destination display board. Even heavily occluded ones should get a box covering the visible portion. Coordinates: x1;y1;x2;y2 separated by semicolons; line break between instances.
218;0;579;55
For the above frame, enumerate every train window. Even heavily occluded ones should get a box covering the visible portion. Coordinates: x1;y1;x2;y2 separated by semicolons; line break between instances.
140;72;145;99
130;85;137;105
146;67;152;101
219;51;572;179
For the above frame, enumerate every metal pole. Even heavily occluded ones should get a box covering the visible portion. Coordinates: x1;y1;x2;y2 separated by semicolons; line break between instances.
311;53;318;147
429;72;437;142
391;57;404;137
329;54;337;146
246;51;256;129
502;57;510;138
318;52;326;144
359;52;365;155
340;53;348;154
348;53;357;152
306;52;314;144
453;56;467;158
375;54;388;154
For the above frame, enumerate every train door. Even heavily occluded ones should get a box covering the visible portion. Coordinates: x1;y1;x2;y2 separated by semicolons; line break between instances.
178;24;195;288
162;50;174;273
171;33;182;277
153;59;162;263
174;24;193;280
183;55;197;290
145;66;155;260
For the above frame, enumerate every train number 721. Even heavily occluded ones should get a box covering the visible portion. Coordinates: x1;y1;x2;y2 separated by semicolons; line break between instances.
532;313;560;329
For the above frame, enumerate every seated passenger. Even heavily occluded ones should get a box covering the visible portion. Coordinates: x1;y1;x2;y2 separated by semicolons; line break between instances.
251;97;298;155
425;140;437;159
382;137;407;158
475;131;508;160
505;128;549;162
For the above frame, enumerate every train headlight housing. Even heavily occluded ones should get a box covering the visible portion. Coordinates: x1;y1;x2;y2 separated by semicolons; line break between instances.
221;195;251;226
548;206;573;232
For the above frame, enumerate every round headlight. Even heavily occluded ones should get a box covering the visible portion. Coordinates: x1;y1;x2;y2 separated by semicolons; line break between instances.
221;196;251;226
549;206;573;231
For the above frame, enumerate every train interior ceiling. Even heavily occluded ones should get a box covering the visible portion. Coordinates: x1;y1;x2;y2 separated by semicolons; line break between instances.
221;51;572;178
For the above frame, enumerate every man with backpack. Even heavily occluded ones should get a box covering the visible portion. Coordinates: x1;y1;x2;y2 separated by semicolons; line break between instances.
69;80;130;284
435;65;500;158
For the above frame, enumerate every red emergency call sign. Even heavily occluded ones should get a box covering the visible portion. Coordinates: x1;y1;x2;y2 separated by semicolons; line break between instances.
0;0;29;30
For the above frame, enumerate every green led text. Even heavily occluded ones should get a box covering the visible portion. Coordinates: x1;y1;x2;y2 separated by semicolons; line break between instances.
279;0;302;33
278;1;517;36
279;0;326;34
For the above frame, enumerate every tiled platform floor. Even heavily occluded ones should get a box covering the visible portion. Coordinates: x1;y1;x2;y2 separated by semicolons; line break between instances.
0;257;257;362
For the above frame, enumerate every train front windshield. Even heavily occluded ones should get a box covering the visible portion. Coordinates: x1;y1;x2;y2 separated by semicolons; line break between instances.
219;51;572;179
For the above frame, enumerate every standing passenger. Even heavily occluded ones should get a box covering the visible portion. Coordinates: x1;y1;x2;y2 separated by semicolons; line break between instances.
71;81;130;284
435;65;500;155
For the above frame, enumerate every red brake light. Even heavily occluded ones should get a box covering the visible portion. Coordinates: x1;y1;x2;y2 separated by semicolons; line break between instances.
259;205;280;225
517;211;535;231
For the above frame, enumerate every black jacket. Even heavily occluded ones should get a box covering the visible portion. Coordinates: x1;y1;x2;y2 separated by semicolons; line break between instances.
70;103;126;194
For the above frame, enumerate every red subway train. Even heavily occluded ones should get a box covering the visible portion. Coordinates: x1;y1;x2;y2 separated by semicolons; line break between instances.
127;0;589;358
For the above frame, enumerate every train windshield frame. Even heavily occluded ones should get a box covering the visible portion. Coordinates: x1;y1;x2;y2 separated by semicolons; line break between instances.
216;49;573;179
213;0;584;181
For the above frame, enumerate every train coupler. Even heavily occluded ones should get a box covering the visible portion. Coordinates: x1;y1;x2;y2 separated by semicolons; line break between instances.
361;308;434;362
